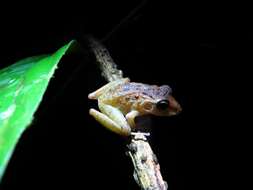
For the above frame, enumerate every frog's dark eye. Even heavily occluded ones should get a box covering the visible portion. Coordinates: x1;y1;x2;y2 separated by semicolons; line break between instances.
156;100;169;110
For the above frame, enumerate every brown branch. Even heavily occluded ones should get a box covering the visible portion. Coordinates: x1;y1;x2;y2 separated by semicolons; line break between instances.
88;37;123;82
88;37;168;190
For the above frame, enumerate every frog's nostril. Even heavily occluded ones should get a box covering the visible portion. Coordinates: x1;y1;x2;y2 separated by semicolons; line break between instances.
174;104;182;113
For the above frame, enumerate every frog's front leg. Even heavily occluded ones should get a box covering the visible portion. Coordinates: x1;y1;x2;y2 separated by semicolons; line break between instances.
126;110;140;128
89;102;131;136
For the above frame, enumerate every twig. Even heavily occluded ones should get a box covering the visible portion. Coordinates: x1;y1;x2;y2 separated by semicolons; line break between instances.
88;37;123;82
128;133;168;190
88;37;168;190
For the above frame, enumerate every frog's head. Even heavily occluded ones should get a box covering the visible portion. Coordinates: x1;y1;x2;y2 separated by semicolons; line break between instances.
155;95;182;116
141;85;182;116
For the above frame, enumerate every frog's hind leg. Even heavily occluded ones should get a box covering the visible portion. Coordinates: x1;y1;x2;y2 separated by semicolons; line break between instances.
88;78;130;99
89;103;131;136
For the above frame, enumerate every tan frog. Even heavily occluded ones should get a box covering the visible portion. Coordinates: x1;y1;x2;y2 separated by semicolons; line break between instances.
88;78;182;136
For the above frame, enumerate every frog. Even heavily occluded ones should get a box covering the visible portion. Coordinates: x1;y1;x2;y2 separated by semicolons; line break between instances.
88;78;182;136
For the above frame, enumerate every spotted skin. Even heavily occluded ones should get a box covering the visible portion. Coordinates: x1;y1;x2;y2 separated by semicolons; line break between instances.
88;78;181;136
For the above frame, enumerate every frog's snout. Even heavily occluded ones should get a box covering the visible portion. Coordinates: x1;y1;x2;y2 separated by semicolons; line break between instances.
168;95;182;115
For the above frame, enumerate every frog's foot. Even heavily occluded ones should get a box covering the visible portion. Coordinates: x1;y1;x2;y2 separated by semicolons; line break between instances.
89;108;131;136
130;132;150;141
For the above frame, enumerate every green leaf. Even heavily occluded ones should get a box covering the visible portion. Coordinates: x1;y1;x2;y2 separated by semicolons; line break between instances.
0;40;76;180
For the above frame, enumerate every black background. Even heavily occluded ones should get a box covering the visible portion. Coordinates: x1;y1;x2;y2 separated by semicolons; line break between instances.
0;1;250;190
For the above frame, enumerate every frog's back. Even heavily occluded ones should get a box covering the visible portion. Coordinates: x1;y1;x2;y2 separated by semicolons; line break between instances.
102;82;171;104
117;82;171;100
89;78;129;100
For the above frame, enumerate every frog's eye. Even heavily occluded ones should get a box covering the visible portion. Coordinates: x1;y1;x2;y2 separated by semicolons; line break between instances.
156;100;169;110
